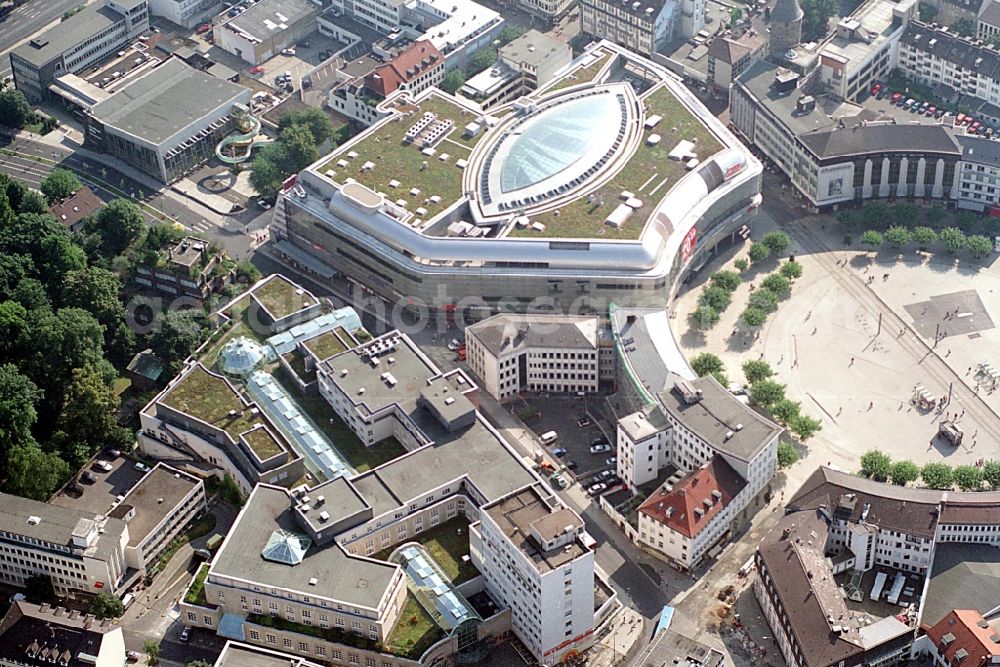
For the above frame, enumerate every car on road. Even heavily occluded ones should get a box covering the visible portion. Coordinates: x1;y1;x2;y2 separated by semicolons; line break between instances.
257;198;272;209
550;473;568;490
590;436;608;446
589;443;612;454
281;48;296;56
890;92;903;104
106;448;121;458
588;482;607;496
605;457;617;467
134;462;151;473
599;470;615;480
179;626;191;642
552;447;567;458
81;471;97;484
95;460;113;472
926;105;937;116
565;460;578;470
447;338;462;350
577;417;591;428
248;65;265;74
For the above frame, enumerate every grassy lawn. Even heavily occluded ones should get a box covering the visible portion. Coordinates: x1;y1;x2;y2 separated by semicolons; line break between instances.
320;93;485;220
282;351;315;384
512;85;724;239
253;275;317;320
303;331;347;360
184;563;211;607
113;377;132;397
385;594;445;659
545;51;611;94
272;369;406;473
373;517;477;584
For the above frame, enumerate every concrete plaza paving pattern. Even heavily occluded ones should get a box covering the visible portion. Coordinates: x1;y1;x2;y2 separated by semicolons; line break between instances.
674;207;1000;475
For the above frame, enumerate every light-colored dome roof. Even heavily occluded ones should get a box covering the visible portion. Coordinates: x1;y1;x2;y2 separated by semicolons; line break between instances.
219;336;266;377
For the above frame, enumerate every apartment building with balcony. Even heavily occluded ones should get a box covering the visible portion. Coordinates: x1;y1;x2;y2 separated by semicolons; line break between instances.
10;0;149;102
133;235;234;303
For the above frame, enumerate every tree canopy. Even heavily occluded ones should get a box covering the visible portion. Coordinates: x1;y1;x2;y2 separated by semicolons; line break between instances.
40;169;82;205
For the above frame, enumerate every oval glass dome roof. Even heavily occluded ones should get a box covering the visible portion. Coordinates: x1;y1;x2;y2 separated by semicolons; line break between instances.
219;336;267;377
475;84;634;217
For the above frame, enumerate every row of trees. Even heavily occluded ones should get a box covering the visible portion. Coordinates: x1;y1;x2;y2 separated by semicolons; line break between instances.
840;201;992;235
859;449;1000;490
249;108;344;200
859;225;994;258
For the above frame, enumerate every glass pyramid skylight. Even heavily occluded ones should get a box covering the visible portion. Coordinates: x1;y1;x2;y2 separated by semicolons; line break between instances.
261;529;311;565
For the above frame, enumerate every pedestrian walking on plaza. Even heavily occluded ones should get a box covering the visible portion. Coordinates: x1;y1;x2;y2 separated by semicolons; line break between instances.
850;357;855;366
868;401;874;410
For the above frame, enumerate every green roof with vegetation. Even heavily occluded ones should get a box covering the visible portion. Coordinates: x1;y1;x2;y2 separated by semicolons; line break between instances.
509;85;724;240
385;593;446;659
184;563;211;607
252;275;316;320
373;517;477;584
303;330;348;360
242;425;283;459
282;351;315;384
320;93;487;220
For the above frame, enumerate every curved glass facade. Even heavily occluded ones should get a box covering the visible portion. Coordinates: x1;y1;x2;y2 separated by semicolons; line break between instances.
499;94;620;193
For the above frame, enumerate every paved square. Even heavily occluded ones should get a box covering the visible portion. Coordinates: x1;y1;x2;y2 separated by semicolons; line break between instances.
904;289;995;340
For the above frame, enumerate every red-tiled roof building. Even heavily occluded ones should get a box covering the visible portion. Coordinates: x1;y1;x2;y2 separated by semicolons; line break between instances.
364;41;444;99
922;610;1000;667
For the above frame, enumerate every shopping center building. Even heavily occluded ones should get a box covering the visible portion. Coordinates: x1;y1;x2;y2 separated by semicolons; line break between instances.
271;40;762;316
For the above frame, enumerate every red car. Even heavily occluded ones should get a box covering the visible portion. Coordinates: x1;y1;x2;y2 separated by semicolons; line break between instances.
248;65;265;74
891;92;903;103
926;105;936;116
870;82;882;95
196;23;212;33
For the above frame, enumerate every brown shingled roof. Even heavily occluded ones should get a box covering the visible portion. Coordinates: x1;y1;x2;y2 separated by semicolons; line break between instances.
926;610;1000;667
638;455;745;538
364;40;441;98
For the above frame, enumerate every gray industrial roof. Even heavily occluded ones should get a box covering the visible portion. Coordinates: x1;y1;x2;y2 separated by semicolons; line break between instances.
656;376;781;462
958;134;1000;165
109;464;201;545
0;492;126;559
90;57;247;147
634;629;725;667
13;5;125;67
484;486;585;574
224;0;316;40
799;123;961;160
922;543;1000;626
210;485;398;609
466;314;598;357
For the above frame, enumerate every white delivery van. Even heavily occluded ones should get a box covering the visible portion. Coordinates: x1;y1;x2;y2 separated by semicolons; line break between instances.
540;431;558;444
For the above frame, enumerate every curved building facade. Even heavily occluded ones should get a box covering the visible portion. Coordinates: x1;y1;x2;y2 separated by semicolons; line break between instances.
272;41;762;315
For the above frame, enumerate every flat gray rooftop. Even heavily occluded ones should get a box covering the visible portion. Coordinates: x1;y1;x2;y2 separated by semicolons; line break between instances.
466;314;597;357
217;642;322;667
0;492;125;557
922;543;1000;626
657;377;780;462
210;485;398;609
484;487;585;574
90;57;247;147
110;465;201;545
225;0;316;40
13;5;124;67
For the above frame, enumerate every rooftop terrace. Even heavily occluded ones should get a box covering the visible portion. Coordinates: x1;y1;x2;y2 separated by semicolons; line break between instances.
303;329;351;360
509;85;724;239
320;93;487;221
252;275;319;321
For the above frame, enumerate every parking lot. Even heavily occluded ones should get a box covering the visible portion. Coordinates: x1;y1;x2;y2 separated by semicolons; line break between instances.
518;393;622;496
50;453;149;516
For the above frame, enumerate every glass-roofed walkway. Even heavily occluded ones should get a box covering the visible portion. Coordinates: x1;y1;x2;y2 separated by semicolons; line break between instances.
388;543;488;663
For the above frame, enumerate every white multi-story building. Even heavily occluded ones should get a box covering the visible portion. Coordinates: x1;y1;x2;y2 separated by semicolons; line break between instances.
955;135;1000;212
637;456;750;570
580;0;693;56
472;486;596;665
10;0;149;102
460;30;571;109
213;0;320;64
465;314;613;400
0;493;129;597
148;0;220;27
980;0;1000;41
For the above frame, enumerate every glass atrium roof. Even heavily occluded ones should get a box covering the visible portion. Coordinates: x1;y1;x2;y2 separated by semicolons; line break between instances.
261;529;312;565
499;94;619;193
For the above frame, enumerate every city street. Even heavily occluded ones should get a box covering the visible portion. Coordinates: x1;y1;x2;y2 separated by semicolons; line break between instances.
0;0;90;79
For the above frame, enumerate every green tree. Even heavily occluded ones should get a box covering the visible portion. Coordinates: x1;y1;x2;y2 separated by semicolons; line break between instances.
748;241;770;263
966;234;993;259
278;124;319;173
761;273;791;296
90;590;124;619
17;190;47;214
761;231;790;254
912;226;937;249
838;209;861;230
789;414;822;441
0;88;32;128
149;310;210;373
925;205;944;225
750;379;785;407
953;17;975;36
0;364;42;456
690;352;725;378
728;6;742;27
440;69;467;94
777;441;799;468
86;198;144;257
277;107;334;145
921;462;954;490
860;449;892;480
12;278;50;311
62;267;125;332
770;398;801;424
953;465;983;491
710;270;741;292
57;364;122;466
748;288;779;312
469;46;498;74
144;640;162;666
983;460;1000;490
692;305;720;329
0;301;28;358
235;260;261;283
5;444;70;499
891;202;919;227
24;574;55;603
780;261;803;280
860;229;884;249
742;359;774;384
499;24;528;43
699;285;732;311
862;201;889;228
710;370;729;387
954;210;978;229
187;662;213;667
801;0;838;40
734;258;749;272
38;234;86;290
884;225;912;249
889;460;920;486
991;34;1000;50
917;1;938;21
741;306;767;327
249;151;286;200
39;168;81;204
938;227;966;253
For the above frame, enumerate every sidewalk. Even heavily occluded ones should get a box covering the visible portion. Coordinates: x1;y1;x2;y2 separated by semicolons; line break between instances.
588;607;647;667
